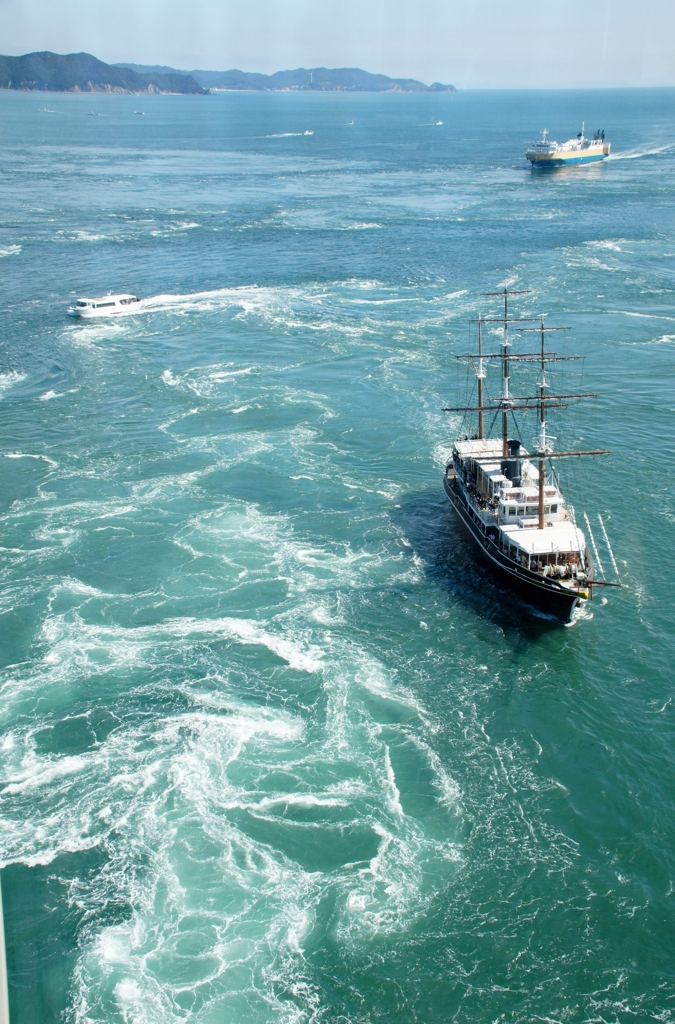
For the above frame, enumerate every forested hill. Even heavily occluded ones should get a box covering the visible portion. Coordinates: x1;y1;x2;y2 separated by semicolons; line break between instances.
0;52;207;94
116;63;456;93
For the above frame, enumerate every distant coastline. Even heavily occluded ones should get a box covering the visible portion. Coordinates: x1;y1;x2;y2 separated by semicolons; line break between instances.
0;52;206;94
0;51;455;95
116;63;456;94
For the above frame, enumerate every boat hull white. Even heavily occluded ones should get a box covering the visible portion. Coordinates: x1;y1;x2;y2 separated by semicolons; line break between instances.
68;307;140;319
68;294;143;318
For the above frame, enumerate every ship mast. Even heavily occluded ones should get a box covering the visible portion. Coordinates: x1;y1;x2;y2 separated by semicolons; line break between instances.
451;289;538;441
502;291;509;457
477;315;485;439
481;288;531;455
514;322;601;530
447;293;605;500
534;320;566;529
538;321;547;530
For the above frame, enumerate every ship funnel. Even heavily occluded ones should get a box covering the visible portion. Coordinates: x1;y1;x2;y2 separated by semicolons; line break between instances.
502;439;522;486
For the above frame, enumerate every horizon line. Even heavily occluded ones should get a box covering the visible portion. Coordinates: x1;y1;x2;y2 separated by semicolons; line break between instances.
3;50;675;90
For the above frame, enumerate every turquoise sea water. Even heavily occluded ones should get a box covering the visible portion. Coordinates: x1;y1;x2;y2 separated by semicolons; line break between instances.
1;87;674;1023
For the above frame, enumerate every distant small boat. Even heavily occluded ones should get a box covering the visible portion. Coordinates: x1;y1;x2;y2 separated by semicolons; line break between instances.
68;294;142;318
435;120;443;126
134;110;145;115
303;129;314;136
348;120;354;125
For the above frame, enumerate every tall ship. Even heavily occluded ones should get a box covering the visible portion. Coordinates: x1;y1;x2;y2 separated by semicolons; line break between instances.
443;288;620;622
526;124;610;167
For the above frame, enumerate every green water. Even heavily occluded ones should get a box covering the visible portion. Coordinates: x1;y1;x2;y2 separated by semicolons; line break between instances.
0;87;674;1022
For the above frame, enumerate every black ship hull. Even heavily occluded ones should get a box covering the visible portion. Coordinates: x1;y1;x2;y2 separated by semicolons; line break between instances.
443;473;586;623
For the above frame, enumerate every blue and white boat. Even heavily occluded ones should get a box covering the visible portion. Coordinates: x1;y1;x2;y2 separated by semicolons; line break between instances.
526;124;610;168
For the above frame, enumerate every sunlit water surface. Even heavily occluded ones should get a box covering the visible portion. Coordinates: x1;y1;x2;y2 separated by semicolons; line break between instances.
1;88;674;1023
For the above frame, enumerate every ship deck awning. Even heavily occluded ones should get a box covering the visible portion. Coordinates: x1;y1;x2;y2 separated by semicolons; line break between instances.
500;521;584;556
454;438;532;461
454;439;504;459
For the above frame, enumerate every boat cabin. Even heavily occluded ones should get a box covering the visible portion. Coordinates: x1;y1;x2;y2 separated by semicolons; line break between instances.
497;487;565;525
499;519;587;576
75;294;139;310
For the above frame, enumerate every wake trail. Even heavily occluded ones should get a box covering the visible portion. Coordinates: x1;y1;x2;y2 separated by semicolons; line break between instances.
608;142;675;161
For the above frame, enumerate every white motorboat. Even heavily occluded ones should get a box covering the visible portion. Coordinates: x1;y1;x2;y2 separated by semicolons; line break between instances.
68;294;142;318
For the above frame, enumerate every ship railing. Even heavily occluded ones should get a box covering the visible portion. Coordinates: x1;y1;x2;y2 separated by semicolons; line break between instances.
467;492;498;524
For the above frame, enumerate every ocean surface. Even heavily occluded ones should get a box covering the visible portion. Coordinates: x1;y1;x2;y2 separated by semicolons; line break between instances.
0;86;674;1023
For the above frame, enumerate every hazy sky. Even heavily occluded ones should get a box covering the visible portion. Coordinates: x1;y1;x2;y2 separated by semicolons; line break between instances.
1;0;675;88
